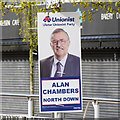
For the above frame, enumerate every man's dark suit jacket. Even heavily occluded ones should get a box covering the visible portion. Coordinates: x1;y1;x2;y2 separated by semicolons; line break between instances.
40;54;80;78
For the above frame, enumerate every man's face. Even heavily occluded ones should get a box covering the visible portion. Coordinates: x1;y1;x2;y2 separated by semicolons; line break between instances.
50;31;70;60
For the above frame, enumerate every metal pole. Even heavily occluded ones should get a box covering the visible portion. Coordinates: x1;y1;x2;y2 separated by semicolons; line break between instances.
54;112;62;119
92;101;99;118
57;113;62;119
83;101;91;119
28;97;33;118
54;112;58;118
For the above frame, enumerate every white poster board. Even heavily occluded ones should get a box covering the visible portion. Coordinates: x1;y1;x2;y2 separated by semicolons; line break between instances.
38;12;82;112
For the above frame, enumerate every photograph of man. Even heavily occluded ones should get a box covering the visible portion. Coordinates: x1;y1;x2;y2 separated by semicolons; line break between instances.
40;28;80;78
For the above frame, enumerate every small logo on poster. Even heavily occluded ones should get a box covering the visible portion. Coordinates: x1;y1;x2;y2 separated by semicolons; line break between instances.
43;16;51;22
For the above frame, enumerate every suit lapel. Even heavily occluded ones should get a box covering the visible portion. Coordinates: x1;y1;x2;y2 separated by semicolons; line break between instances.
47;56;54;77
63;54;73;77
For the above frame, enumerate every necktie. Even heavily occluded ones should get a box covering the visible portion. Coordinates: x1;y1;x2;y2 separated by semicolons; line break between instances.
54;62;61;77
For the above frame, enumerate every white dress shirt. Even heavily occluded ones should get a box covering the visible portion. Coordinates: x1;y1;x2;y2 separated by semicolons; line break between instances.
50;54;68;77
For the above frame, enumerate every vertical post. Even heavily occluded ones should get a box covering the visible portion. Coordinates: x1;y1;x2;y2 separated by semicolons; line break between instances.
28;2;34;116
54;112;58;118
0;10;2;118
28;97;33;118
54;112;63;119
92;101;99;118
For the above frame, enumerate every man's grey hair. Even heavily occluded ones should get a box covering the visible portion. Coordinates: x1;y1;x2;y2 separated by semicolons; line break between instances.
51;28;70;40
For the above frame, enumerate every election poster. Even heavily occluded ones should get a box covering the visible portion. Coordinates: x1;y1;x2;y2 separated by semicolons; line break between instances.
38;12;82;112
